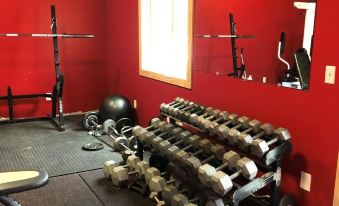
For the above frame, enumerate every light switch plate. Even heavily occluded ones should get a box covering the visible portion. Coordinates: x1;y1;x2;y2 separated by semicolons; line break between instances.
300;171;312;191
325;65;336;84
133;100;137;109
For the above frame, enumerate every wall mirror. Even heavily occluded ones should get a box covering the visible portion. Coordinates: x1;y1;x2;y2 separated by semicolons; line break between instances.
193;0;317;90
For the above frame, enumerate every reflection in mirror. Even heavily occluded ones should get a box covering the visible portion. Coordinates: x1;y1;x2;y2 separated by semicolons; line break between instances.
193;1;317;90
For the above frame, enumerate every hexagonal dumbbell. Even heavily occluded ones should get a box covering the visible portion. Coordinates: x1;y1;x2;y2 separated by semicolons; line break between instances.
196;109;221;130
211;157;258;196
145;167;168;185
181;105;206;122
150;192;166;206
171;193;200;206
165;100;191;115
250;127;291;157
171;102;197;117
149;175;177;193
228;119;262;145
103;155;140;179
162;185;189;206
183;143;225;173
200;111;229;132
216;116;250;142
111;160;150;187
237;123;274;149
160;98;185;113
164;134;201;162
189;107;215;125
157;131;193;155
214;114;239;137
198;150;240;187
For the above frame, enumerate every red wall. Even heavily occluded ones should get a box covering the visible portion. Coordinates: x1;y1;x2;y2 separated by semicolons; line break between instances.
107;1;339;205
0;0;109;118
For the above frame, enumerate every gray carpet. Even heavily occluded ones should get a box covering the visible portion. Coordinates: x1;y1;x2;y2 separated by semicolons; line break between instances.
0;115;122;177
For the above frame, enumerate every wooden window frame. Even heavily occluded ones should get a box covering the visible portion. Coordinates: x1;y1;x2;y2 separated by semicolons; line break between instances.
138;0;194;89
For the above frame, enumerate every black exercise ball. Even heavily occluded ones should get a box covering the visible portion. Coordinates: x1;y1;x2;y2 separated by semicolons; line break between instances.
98;95;134;123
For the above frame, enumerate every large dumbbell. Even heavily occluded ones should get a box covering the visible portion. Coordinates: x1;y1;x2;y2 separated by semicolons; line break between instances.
82;112;100;131
145;167;168;184
198;151;240;187
200;111;229;132
160;97;185;113
228;119;262;145
111;160;150;187
211;157;258;195
216;116;250;141
250;127;291;157
171;193;200;206
237;123;274;149
209;113;238;136
103;155;141;179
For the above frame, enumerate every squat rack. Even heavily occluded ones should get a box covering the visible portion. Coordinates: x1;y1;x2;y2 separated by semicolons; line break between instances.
0;5;94;131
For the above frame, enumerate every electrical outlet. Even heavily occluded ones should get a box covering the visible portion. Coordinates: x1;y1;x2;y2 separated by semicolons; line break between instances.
133;100;137;109
46;93;51;101
325;65;336;84
300;171;312;191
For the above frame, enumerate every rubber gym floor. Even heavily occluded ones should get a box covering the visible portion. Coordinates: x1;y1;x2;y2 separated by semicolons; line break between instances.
0;115;155;206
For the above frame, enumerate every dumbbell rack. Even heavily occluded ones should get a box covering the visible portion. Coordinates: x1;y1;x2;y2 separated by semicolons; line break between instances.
158;112;292;205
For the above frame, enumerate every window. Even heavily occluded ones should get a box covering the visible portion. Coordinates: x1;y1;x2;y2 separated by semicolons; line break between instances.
139;0;193;89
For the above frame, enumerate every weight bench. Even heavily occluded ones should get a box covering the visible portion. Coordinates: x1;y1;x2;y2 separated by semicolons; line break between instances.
0;171;48;206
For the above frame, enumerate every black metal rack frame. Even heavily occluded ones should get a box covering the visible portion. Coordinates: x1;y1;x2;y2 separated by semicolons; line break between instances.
160;112;292;206
0;5;65;131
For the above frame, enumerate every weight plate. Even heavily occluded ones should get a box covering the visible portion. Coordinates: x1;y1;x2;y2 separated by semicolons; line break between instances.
116;118;133;134
82;112;99;131
103;119;116;134
279;195;296;206
82;142;104;151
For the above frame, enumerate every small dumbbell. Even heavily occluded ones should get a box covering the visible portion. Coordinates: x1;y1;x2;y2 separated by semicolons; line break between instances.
228;119;262;145
150;192;166;206
211;113;238;136
250;127;291;157
171;102;197;116
166;100;191;115
157;131;193;154
201;111;229;132
211;157;258;195
160;98;185;113
145;167;169;184
196;109;221;129
182;105;206;122
167;135;202;162
111;160;150;187
149;175;177;193
189;107;215;125
238;123;274;149
162;185;189;206
103;155;140;179
171;193;200;206
184;143;225;173
198;151;240;187
216;116;250;141
176;103;201;119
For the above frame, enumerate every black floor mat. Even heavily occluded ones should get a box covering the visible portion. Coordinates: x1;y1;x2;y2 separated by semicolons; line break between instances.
0;115;122;177
79;169;155;206
9;174;103;206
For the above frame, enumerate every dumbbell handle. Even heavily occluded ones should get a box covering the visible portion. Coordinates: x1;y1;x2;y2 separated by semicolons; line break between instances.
215;162;230;171
189;197;200;203
252;131;265;140
266;137;279;146
201;155;215;165
229;170;242;180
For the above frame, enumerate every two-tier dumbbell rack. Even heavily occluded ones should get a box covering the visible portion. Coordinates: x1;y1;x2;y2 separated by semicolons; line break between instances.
158;101;292;206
